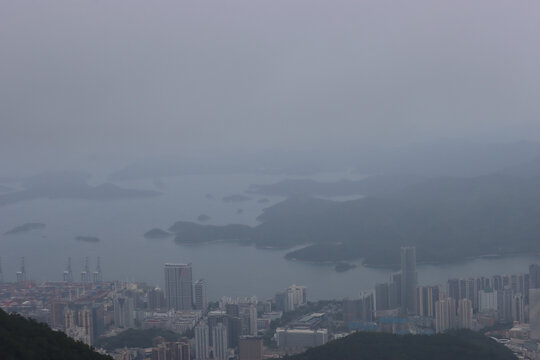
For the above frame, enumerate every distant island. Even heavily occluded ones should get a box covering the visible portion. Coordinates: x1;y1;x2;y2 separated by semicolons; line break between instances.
334;262;357;272
144;228;173;239
288;330;516;360
0;171;160;207
197;214;211;222
168;221;252;244
148;165;540;266
75;236;100;243
4;223;46;235
222;194;251;203
236;209;243;214
257;198;270;203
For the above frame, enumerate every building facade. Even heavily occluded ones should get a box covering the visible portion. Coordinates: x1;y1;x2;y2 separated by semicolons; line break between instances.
165;263;193;311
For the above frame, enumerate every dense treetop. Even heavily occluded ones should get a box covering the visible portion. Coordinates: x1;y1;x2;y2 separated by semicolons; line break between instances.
288;330;516;360
0;308;111;360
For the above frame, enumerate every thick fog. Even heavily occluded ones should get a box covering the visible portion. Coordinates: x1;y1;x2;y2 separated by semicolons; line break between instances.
1;0;540;175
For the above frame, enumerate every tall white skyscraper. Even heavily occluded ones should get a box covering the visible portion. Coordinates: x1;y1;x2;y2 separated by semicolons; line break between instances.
195;322;210;360
165;263;193;310
401;246;417;315
194;279;208;311
529;289;540;340
435;298;456;333
212;322;228;360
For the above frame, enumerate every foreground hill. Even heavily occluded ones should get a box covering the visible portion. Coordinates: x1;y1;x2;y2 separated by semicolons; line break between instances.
288;330;516;360
0;309;111;360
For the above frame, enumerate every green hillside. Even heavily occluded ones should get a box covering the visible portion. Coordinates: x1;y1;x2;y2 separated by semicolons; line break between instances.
0;309;111;360
288;330;516;360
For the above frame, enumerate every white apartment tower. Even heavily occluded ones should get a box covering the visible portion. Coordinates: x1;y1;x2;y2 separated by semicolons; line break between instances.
212;323;228;360
435;298;456;333
195;322;210;360
457;298;473;329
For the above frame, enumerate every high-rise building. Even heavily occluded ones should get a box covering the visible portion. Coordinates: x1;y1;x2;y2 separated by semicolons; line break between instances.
388;272;401;309
165;263;193;310
400;246;417;316
530;264;540;289
50;301;68;330
435;298;456;333
114;295;134;328
148;287;165;310
238;336;263;360
225;303;240;317
343;291;374;326
239;304;257;336
447;279;460;302
227;316;242;348
479;289;497;312
511;293;525;323
78;307;94;344
375;283;390;312
492;275;503;291
417;285;440;318
529;288;540;340
212;323;228;360
457;298;473;329
151;342;190;360
195;322;210;360
497;288;513;323
194;279;208;311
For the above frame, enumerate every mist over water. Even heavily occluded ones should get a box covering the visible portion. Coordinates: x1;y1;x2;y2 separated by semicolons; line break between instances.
0;171;537;301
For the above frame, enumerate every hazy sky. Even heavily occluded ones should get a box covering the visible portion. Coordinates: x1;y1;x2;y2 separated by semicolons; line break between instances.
1;1;540;172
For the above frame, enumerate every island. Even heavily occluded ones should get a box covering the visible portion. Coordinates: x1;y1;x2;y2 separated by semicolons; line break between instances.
197;214;211;222
144;228;173;239
0;172;161;207
4;223;46;235
334;262;357;272
222;194;251;203
75;236;100;243
236;209;243;214
147;163;540;267
257;198;270;204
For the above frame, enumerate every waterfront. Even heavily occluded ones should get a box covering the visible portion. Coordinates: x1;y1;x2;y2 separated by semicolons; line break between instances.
1;172;539;300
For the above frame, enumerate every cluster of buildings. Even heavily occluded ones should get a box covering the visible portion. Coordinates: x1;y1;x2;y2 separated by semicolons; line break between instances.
343;246;540;352
7;249;540;359
0;257;320;359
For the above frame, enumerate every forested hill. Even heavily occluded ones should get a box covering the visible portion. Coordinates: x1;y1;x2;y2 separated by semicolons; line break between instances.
0;309;112;360
287;330;516;360
167;171;540;265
